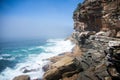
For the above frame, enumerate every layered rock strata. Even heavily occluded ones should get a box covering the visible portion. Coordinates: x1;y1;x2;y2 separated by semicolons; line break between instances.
73;0;120;37
13;0;120;80
43;0;120;80
43;56;83;80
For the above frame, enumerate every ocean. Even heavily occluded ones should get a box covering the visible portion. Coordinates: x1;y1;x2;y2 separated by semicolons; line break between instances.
0;38;74;80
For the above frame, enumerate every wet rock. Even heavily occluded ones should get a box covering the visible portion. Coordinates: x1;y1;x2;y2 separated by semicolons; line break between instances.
13;75;30;80
42;64;50;72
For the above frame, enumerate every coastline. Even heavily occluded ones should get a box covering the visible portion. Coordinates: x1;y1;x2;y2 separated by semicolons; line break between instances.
0;39;74;80
42;0;120;80
13;0;120;80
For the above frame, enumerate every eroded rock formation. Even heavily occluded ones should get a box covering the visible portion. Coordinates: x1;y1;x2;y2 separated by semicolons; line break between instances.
43;56;83;80
43;0;120;80
73;0;120;37
12;0;120;80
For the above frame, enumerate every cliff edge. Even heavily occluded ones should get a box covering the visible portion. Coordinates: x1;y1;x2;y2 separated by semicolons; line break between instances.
43;0;120;80
13;0;120;80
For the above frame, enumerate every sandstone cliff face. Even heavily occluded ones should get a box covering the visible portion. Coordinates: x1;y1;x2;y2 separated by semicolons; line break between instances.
73;0;120;37
43;0;120;80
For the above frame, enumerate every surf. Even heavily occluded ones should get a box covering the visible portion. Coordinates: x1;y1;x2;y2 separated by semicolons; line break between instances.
0;39;74;80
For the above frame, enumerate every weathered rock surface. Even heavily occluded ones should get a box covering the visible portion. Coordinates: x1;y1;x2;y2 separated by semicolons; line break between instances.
13;75;30;80
73;0;120;37
43;0;120;80
13;0;120;80
116;31;120;38
43;56;83;80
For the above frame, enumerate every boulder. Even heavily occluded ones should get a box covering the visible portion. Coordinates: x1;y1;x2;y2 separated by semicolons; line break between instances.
43;56;83;80
108;41;120;47
13;75;30;80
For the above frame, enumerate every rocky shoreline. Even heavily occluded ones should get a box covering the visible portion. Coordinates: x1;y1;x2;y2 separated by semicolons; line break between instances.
13;0;120;80
43;0;120;80
42;36;120;80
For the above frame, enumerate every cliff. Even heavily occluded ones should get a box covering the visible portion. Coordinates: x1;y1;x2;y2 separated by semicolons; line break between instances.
13;0;120;80
43;0;120;80
73;0;120;36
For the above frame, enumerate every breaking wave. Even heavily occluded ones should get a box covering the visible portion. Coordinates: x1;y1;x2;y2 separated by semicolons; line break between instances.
0;39;74;80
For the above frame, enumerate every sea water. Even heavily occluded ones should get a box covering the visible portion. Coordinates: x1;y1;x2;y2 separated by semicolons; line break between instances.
0;39;74;80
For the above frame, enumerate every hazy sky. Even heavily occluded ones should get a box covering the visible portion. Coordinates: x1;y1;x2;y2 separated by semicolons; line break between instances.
0;0;83;40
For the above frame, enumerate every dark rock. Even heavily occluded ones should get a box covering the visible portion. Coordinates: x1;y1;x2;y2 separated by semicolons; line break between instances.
42;64;49;72
13;75;30;80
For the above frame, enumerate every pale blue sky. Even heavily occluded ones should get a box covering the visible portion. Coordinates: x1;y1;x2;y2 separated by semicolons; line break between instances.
0;0;83;40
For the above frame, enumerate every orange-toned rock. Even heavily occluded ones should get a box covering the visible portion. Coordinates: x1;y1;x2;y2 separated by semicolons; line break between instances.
43;0;120;80
43;56;83;80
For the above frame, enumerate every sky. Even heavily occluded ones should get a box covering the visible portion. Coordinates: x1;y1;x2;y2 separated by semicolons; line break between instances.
0;0;83;41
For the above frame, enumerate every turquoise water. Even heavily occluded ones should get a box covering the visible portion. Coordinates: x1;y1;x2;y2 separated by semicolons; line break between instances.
0;39;74;80
0;39;46;72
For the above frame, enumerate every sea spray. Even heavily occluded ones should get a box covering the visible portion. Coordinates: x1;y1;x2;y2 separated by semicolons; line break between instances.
0;39;75;80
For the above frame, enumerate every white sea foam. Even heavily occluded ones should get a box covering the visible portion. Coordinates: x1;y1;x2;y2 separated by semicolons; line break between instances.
28;46;42;50
0;39;75;80
21;49;28;52
0;54;11;57
0;54;15;61
0;57;3;60
12;50;19;52
0;57;16;61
